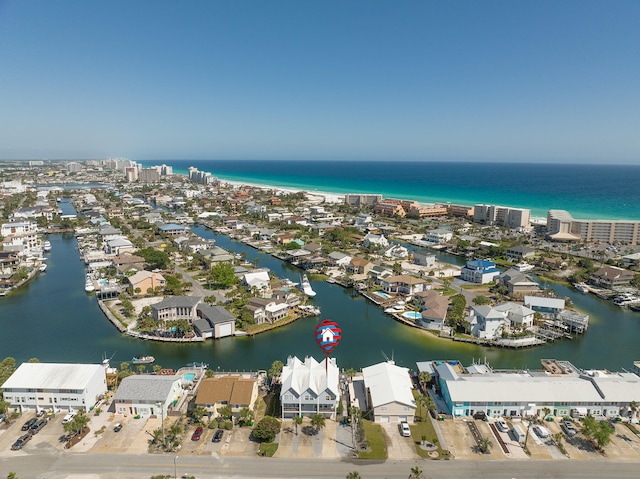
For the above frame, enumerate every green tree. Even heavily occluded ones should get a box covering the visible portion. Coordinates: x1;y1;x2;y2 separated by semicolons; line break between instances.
209;262;239;289
293;415;303;435
64;410;90;436
238;407;254;426
311;413;326;433
218;405;232;420
418;371;431;392
252;416;281;442
346;472;361;479
477;436;493;454
268;360;284;381
472;295;491;305
137;247;170;270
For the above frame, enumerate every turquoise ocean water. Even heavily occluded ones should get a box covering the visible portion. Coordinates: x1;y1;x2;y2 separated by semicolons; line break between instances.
140;160;640;220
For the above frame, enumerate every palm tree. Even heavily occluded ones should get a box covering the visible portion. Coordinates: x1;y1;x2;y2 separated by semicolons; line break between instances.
408;466;424;479
311;413;326;433
418;371;431;393
415;394;428;421
294;415;303;436
629;401;638;423
346;472;361;479
477;436;493;454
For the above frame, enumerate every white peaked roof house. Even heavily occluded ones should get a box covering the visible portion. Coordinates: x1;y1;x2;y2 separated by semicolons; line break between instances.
280;356;340;419
361;361;416;423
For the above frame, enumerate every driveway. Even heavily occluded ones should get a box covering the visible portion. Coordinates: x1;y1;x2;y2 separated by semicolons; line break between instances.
380;422;419;460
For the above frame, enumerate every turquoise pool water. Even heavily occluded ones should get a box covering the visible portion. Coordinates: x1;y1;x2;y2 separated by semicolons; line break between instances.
373;291;391;300
402;311;422;320
183;373;196;382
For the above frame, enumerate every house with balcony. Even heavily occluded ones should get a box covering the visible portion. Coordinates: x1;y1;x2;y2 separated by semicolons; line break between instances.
426;228;453;244
246;297;291;324
380;274;430;296
460;259;500;284
498;269;541;296
589;266;635;290
128;271;166;296
346;257;374;276
413;290;449;330
112;375;183;418
506;245;536;262
280;356;339;419
468;305;507;340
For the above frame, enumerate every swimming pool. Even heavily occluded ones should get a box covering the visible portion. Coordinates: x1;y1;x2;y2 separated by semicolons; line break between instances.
402;311;422;320
372;291;391;300
183;373;196;382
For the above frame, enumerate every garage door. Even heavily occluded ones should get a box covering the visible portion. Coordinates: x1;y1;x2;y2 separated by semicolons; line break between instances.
378;416;389;423
219;323;233;337
399;416;407;422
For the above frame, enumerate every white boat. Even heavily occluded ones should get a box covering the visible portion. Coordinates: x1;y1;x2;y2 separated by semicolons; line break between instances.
514;262;535;272
43;241;52;252
131;355;155;365
614;294;640;307
85;274;95;292
300;274;316;297
38;264;47;272
573;283;589;294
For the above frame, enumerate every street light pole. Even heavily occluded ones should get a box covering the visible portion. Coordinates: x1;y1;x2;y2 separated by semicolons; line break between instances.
157;402;165;449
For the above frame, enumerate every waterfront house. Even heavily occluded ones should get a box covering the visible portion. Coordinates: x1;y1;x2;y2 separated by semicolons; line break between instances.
97;224;123;241
413;290;449;330
128;271;166;296
280;356;340;419
431;360;640;419
426;228;453;244
195;303;235;338
245;297;291;324
460;259;500;284
361;361;416;423
369;265;394;285
468;305;507;340
589;265;635;290
201;246;235;263
112;375;182;418
104;237;135;255
506;245;536;262
384;244;409;259
194;376;258;418
1;362;107;413
380;274;430;296
159;223;187;236
111;253;145;273
327;251;352;268
242;270;271;293
413;250;436;267
524;296;565;318
0;251;20;274
498;269;540;296
363;233;389;249
346;257;374;276
151;296;202;321
493;302;535;329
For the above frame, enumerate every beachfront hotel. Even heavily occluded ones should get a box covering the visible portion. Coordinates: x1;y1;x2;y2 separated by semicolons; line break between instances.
473;204;531;229
547;210;640;245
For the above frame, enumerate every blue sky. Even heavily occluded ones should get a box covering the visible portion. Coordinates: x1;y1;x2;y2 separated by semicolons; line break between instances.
0;0;638;163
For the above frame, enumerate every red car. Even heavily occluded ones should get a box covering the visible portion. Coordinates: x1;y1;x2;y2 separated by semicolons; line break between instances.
191;426;203;441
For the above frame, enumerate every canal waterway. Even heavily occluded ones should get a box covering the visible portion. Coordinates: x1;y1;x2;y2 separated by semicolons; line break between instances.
1;212;639;372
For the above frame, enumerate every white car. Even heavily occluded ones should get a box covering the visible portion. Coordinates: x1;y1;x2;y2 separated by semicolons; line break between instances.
400;421;411;437
534;425;550;438
62;411;77;424
495;420;509;432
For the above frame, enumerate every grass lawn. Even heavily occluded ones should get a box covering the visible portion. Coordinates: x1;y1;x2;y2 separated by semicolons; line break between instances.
258;442;279;457
358;419;387;460
412;392;450;459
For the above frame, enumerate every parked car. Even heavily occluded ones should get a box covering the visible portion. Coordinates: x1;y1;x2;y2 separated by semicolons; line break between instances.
534;425;550;438
62;411;77;424
495;420;509;432
21;418;37;431
473;411;487;421
12;434;32;450
0;413;6;423
212;429;224;443
191;426;203;441
113;423;123;433
36;410;46;417
562;420;577;436
400;421;411;437
29;418;47;434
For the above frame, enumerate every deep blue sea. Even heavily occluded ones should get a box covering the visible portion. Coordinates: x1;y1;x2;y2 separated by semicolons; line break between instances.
140;160;640;220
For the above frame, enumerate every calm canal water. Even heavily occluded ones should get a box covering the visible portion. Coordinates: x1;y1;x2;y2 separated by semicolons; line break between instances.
1;214;638;372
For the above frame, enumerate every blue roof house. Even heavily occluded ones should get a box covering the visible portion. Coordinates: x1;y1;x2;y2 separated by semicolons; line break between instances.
460;259;500;284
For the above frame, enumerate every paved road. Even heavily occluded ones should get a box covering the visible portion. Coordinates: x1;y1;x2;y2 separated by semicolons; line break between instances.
3;451;640;479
